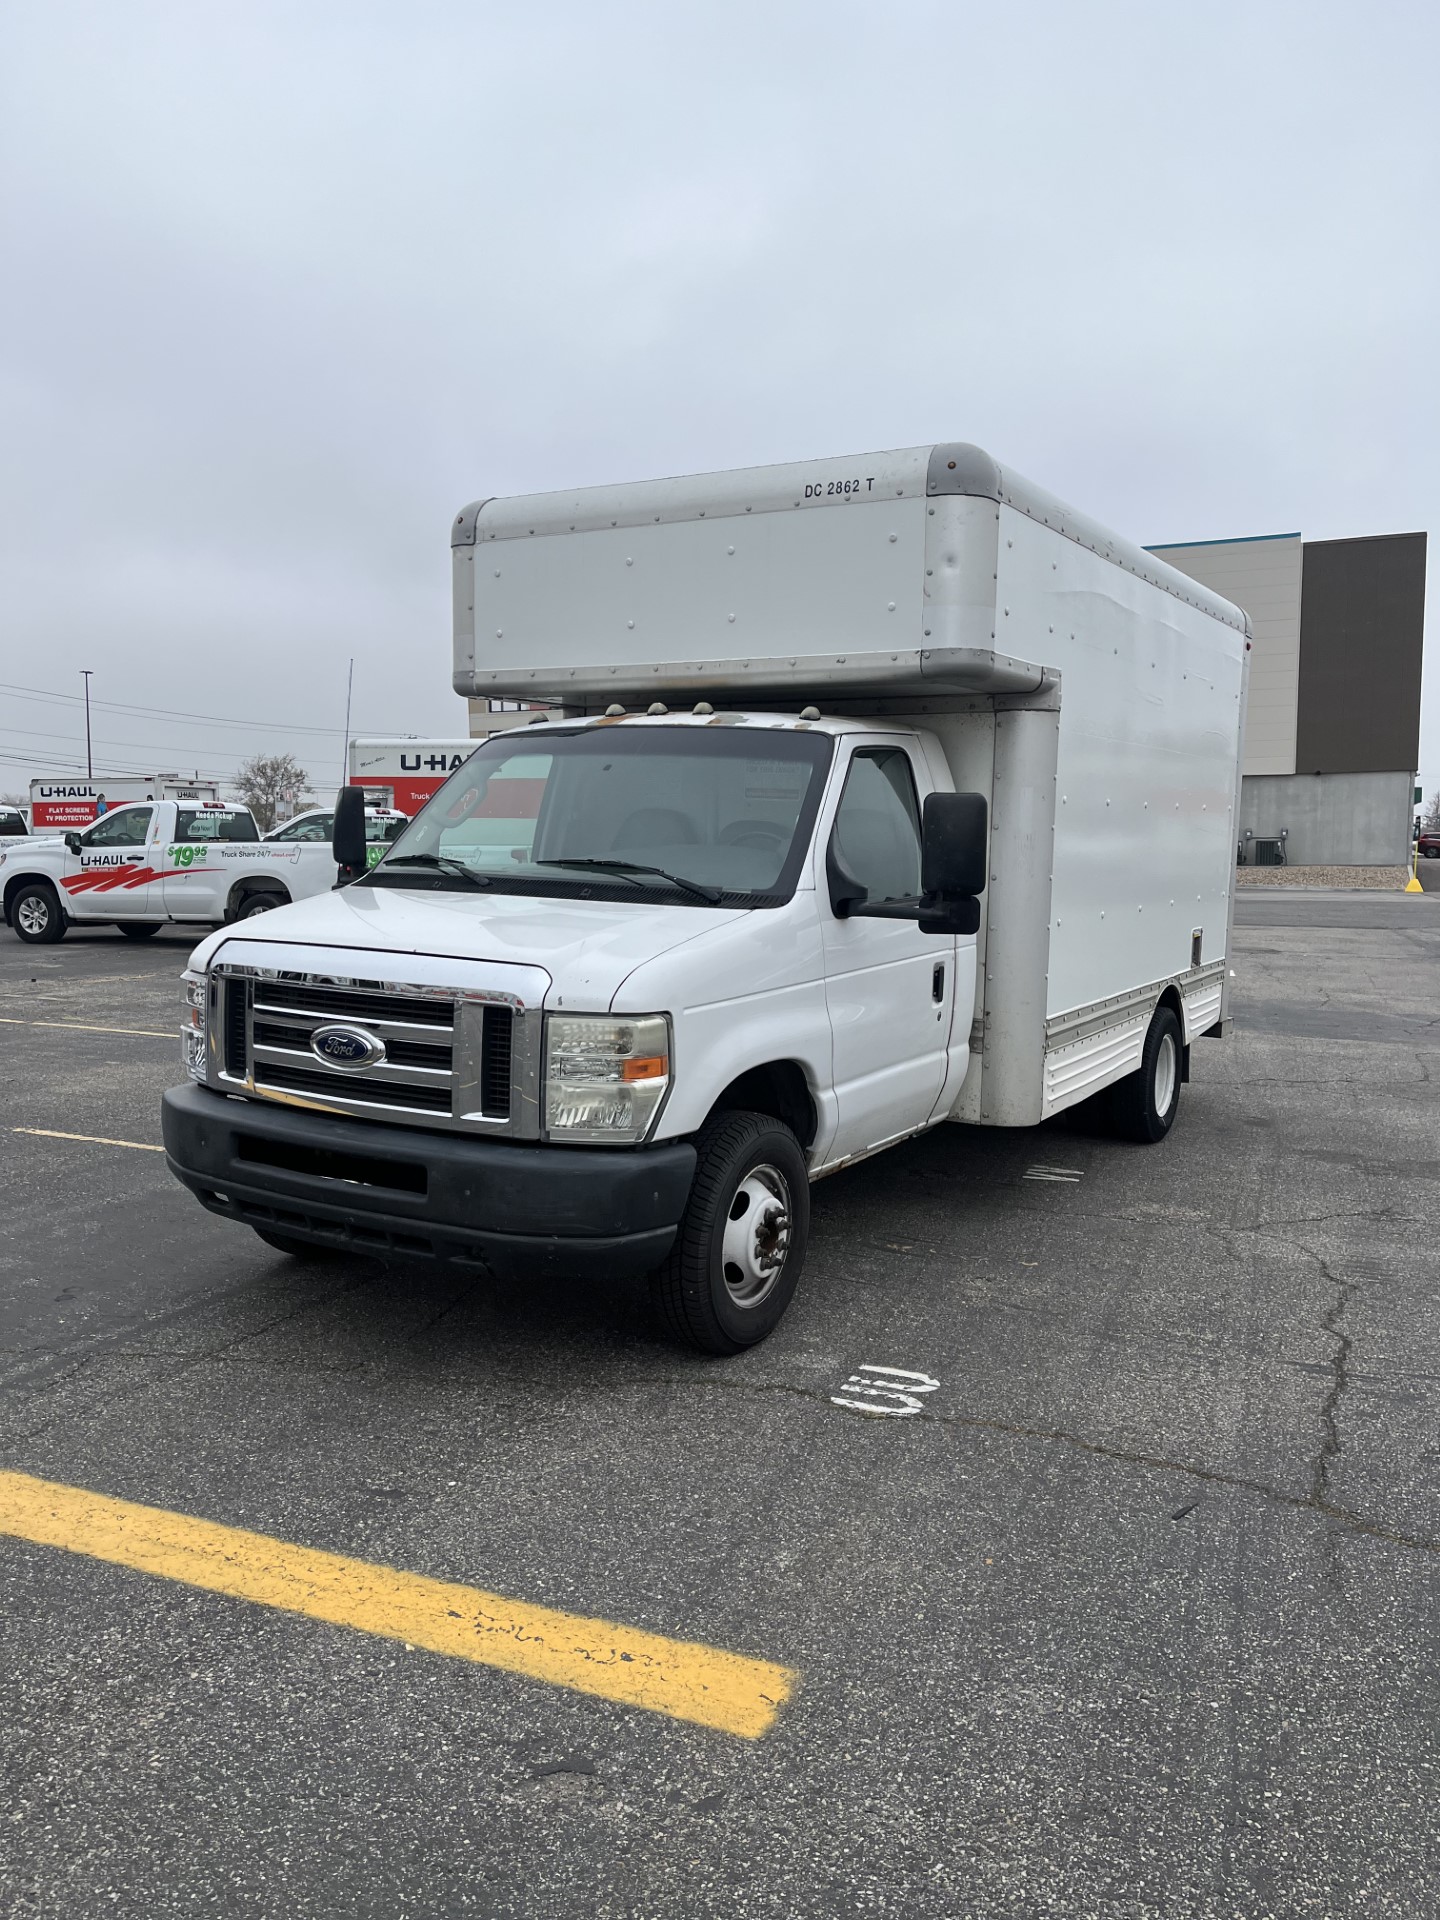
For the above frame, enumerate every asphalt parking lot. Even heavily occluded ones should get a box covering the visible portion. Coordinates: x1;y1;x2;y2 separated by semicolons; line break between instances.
2;896;1439;1918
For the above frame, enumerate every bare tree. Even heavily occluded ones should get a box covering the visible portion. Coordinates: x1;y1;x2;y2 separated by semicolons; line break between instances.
0;790;26;808
234;753;311;832
1423;790;1440;833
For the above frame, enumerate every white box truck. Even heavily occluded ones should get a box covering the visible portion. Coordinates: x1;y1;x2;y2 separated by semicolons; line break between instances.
162;443;1249;1352
29;775;223;833
347;738;479;814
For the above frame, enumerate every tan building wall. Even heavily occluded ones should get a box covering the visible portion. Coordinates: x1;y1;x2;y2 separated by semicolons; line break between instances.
1148;533;1302;777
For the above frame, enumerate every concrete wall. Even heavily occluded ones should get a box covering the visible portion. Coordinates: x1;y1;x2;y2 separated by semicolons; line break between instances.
1147;533;1302;776
1239;770;1415;866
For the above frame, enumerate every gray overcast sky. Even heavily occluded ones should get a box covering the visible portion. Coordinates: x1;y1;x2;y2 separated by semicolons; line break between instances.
2;0;1436;803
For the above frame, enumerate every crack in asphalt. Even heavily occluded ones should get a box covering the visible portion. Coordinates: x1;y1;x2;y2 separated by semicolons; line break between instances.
0;1273;382;1445
1312;1262;1357;1508
657;1364;1440;1559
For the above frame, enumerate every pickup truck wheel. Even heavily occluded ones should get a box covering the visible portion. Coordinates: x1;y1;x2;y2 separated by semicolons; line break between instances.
12;883;67;944
117;922;162;940
1107;1005;1183;1144
236;890;286;920
652;1110;810;1354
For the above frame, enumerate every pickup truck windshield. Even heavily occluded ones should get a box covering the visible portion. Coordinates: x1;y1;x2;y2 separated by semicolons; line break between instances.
368;724;834;905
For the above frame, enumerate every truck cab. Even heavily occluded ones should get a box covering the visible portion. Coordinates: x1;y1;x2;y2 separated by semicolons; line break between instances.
265;806;410;865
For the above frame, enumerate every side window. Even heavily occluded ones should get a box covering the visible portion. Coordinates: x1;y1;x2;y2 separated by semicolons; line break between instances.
175;809;258;841
830;749;922;904
83;807;153;849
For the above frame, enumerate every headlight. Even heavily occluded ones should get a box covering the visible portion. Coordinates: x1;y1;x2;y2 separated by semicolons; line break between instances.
543;1013;671;1145
182;970;207;1081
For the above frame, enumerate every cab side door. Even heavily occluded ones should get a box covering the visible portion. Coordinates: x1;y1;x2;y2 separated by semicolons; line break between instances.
819;743;957;1164
162;808;256;920
63;806;158;919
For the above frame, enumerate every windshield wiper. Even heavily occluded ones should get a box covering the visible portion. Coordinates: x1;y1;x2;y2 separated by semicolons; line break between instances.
535;858;723;904
377;854;491;888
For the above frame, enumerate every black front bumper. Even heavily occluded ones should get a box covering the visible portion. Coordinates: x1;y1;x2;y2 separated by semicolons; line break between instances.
161;1083;696;1279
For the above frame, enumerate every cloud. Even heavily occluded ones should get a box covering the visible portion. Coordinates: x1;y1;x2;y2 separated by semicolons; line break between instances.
2;0;1436;791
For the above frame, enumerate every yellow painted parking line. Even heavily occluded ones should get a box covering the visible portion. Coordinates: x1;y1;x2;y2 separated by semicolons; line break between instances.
0;1017;171;1038
9;1127;165;1153
0;1471;796;1739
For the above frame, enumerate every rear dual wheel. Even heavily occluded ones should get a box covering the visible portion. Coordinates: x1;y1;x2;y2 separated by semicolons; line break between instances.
652;1110;810;1355
1108;1005;1183;1143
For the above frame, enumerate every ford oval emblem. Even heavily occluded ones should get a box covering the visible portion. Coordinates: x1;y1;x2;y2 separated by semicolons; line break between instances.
310;1023;386;1070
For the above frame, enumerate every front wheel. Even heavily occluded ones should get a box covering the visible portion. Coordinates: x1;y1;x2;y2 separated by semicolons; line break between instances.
117;921;162;940
651;1110;810;1354
236;891;286;921
252;1227;346;1259
1108;1005;1183;1144
11;883;67;944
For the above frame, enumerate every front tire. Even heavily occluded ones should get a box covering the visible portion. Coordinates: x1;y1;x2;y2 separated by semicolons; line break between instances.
117;921;162;940
11;883;67;944
252;1227;345;1259
236;890;286;921
652;1110;810;1354
1108;1005;1183;1144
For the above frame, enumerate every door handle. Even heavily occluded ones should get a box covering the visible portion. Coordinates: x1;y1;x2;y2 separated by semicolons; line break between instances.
932;962;946;1002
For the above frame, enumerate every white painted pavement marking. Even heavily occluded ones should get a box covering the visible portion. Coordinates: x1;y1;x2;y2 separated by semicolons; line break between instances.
1023;1166;1084;1182
9;1128;166;1153
831;1363;941;1418
0;1016;171;1038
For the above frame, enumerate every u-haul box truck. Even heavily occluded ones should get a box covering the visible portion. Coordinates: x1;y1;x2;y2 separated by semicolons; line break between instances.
30;776;222;832
164;442;1249;1355
346;739;477;814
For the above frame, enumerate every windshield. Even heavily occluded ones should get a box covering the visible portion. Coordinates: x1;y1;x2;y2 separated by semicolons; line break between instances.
367;724;833;905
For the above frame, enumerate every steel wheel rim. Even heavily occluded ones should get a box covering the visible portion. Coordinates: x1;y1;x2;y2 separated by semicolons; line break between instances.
17;896;49;936
720;1162;791;1308
1154;1032;1177;1115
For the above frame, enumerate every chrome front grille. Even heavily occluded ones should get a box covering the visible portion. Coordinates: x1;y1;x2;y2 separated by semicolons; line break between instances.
211;966;538;1136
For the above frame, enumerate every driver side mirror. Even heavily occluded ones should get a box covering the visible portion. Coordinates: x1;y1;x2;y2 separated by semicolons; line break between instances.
64;832;82;855
918;792;987;936
331;786;368;884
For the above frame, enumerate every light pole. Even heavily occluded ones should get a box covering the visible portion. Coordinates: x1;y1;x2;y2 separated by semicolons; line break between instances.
80;670;94;779
341;657;354;789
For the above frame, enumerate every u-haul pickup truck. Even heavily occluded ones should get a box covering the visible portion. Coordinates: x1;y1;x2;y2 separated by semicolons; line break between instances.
1;799;339;943
162;441;1249;1354
265;805;410;868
